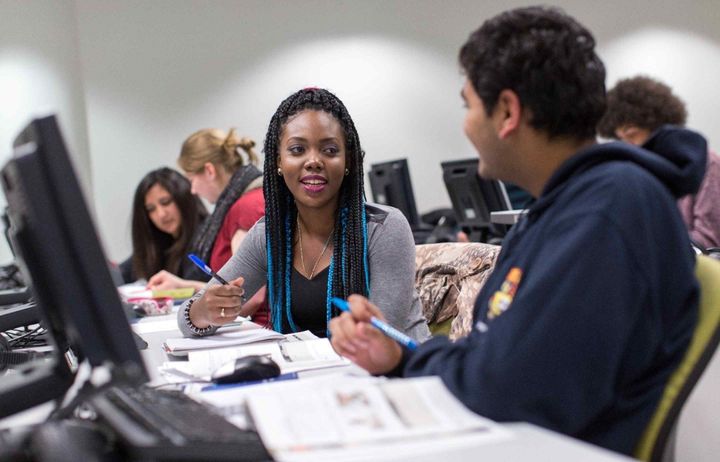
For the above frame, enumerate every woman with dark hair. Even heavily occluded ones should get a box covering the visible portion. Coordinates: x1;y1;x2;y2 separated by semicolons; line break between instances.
147;128;266;292
120;167;209;290
178;87;430;340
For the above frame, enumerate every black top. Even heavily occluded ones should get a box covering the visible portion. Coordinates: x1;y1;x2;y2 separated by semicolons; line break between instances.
282;266;330;337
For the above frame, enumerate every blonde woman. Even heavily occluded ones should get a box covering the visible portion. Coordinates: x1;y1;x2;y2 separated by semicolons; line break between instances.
148;129;265;298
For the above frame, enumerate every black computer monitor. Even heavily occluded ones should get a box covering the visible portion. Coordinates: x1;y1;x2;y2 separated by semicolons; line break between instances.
441;158;512;243
0;115;147;418
368;159;420;228
0;209;34;311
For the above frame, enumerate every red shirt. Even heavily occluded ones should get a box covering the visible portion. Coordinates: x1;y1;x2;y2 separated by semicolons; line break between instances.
209;187;269;327
209;187;265;271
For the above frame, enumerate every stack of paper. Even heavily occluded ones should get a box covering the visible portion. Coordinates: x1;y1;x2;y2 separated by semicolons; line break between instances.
187;337;350;377
163;324;285;355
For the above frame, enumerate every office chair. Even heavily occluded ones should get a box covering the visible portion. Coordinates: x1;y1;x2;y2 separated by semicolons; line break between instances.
705;247;720;260
635;254;720;462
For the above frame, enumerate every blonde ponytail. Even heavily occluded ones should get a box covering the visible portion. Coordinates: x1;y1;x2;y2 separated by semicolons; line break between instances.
237;136;259;166
179;127;258;174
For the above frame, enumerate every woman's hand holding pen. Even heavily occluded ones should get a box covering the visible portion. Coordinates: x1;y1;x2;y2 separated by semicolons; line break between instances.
329;295;403;375
189;277;247;328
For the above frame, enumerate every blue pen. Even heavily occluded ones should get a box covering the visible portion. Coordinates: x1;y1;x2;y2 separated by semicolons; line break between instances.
188;254;229;285
200;372;299;391
330;297;418;351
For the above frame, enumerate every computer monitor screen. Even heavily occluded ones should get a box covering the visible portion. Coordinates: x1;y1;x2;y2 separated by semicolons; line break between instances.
441;158;512;242
0;209;33;309
0;116;147;417
368;159;420;227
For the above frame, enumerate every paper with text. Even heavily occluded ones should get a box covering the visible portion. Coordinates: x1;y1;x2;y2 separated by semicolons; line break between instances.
247;376;512;454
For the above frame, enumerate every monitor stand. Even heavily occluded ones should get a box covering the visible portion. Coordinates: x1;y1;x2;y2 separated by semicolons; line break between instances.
0;302;39;332
0;287;30;307
465;224;507;245
0;358;74;419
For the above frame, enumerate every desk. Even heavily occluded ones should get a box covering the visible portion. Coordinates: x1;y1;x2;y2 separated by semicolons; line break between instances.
131;316;634;462
133;312;186;382
273;423;635;462
0;316;635;462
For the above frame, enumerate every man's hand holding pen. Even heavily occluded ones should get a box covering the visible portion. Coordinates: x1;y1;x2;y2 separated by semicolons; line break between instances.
329;294;404;375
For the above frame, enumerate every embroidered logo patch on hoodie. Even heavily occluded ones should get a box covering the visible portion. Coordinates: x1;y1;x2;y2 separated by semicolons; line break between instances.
487;267;523;320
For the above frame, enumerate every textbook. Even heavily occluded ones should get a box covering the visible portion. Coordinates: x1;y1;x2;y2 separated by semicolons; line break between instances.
245;375;512;458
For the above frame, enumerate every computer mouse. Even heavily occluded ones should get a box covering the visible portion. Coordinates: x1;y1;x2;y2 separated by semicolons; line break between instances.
211;355;281;384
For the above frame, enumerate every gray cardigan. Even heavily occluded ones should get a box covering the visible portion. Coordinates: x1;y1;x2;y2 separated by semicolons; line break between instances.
178;203;430;342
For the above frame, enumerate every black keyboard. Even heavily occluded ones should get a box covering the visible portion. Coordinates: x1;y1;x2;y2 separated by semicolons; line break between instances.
91;385;272;461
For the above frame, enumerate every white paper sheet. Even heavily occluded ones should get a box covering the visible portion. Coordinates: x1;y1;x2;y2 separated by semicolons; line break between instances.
245;376;513;456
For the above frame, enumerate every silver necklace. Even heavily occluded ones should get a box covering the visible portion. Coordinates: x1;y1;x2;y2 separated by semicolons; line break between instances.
297;218;333;279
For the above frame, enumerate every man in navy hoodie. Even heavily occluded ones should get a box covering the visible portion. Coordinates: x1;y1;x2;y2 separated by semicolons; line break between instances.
329;6;706;456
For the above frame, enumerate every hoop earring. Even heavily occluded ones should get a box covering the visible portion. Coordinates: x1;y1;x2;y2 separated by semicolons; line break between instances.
277;168;283;176
344;168;349;176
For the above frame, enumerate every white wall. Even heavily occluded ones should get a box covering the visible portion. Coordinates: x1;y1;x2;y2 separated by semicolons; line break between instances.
71;0;720;263
1;1;717;262
600;29;720;152
0;0;91;264
73;0;475;263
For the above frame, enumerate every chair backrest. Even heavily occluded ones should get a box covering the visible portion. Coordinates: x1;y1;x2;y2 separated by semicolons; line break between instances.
635;254;720;462
414;242;500;339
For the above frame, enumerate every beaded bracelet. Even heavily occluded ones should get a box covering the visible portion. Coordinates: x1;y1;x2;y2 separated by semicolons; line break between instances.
183;298;214;336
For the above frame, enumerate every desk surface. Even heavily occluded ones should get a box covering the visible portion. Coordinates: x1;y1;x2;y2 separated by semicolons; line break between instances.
271;423;635;462
132;314;635;462
0;314;634;462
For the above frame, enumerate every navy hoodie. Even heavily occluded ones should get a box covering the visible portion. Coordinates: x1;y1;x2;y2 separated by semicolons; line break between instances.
402;127;706;455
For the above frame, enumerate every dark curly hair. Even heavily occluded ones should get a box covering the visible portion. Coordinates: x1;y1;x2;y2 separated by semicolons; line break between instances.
597;76;687;139
131;167;208;279
262;88;369;334
459;6;606;140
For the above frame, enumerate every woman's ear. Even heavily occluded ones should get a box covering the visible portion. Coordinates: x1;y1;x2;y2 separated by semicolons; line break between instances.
203;162;216;179
495;89;522;139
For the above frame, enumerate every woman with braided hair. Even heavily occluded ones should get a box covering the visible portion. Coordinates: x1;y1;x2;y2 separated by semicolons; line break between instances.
178;88;430;340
